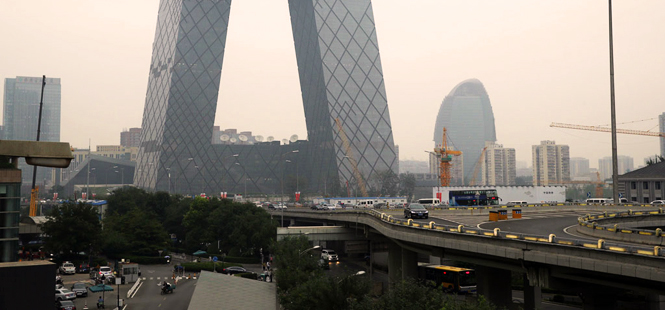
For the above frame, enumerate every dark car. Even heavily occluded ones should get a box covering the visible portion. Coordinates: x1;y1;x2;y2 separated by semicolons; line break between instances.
70;282;88;297
221;266;251;275
76;263;89;274
55;300;76;310
404;203;429;219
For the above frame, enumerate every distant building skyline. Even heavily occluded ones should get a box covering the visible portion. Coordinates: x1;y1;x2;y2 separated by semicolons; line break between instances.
532;140;570;186
433;78;497;185
120;128;142;148
598;155;634;181
570;157;590;178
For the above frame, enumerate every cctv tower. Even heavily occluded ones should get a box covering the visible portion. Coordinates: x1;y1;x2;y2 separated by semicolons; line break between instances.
135;0;397;195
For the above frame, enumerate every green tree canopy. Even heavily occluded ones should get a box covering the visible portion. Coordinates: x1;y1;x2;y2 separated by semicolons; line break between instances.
42;202;102;255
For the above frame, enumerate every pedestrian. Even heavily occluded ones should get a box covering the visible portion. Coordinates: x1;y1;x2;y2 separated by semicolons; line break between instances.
262;262;266;271
268;271;273;282
266;261;271;270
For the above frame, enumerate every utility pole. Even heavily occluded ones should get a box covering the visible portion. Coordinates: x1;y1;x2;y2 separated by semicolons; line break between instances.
608;0;620;203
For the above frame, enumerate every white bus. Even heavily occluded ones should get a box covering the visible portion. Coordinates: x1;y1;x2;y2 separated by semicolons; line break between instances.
585;198;613;204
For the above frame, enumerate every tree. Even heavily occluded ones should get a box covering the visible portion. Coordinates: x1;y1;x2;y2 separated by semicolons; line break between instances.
42;202;102;256
371;279;497;310
646;155;665;166
398;173;416;200
102;207;169;256
285;273;372;310
273;235;324;304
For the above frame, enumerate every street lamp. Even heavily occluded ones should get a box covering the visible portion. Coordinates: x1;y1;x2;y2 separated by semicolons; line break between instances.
166;168;171;194
299;245;321;256
337;271;366;284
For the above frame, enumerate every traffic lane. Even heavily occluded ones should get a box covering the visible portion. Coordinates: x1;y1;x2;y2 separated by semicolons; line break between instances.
129;277;196;310
478;216;579;236
410;216;466;227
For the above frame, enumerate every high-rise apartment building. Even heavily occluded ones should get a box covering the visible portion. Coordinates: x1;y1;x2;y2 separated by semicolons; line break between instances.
433;79;496;184
481;142;516;186
120;128;142;148
658;112;665;157
135;0;397;195
598;155;634;181
570;157;590;178
3;76;61;184
532;140;570;186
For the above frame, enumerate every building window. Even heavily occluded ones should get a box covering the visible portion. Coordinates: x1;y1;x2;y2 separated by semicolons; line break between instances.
631;182;636;189
656;182;661;190
644;197;650;203
643;182;649;190
631;197;637;202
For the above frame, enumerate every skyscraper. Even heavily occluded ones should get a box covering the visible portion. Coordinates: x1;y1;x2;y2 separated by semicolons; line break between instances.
3;76;61;183
482;142;516;186
135;0;396;195
532;140;570;186
433;79;496;184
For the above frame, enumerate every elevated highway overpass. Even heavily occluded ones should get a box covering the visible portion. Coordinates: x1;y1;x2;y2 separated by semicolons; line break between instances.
273;207;665;310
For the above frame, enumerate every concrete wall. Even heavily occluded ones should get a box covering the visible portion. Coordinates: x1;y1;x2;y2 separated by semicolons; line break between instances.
0;260;55;310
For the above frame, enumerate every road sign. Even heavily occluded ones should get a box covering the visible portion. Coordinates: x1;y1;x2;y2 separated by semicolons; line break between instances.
212;256;218;262
619;192;624;198
587;192;591;198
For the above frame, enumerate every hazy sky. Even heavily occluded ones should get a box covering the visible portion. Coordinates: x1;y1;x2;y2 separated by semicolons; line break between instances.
1;1;664;169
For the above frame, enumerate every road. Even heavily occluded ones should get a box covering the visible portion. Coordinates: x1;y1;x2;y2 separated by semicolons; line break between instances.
58;264;197;310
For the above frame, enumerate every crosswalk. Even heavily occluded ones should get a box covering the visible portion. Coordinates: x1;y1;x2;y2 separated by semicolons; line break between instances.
141;275;197;281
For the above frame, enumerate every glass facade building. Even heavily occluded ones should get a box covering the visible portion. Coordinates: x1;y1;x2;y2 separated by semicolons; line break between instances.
2;76;61;184
135;0;397;196
433;79;496;184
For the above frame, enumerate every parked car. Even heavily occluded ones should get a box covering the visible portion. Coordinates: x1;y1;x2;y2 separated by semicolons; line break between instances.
99;266;113;278
404;203;429;219
221;266;251;275
59;262;76;275
651;200;665;205
55;300;76;310
324;204;337;211
321;249;339;262
55;288;76;301
76;263;89;274
70;282;88;297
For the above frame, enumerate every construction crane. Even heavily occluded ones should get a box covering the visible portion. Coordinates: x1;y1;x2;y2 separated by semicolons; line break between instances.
434;127;462;186
559;172;604;198
550;122;665;137
469;147;487;186
335;118;368;197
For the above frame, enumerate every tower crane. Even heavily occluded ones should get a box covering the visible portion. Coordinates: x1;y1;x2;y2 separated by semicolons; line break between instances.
469;147;487;186
550;122;665;137
434;127;462;186
335;118;368;197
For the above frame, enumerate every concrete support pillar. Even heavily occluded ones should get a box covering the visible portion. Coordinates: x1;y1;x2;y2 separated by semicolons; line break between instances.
476;266;512;310
648;294;665;310
401;247;418;280
289;218;296;227
523;274;542;310
388;242;402;288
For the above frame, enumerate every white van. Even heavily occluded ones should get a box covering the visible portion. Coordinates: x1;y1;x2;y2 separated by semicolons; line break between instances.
417;198;441;208
506;201;528;206
357;200;375;208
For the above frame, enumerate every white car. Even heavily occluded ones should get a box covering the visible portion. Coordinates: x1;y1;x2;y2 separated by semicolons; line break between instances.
97;266;113;279
651;200;665;205
324;204;337;211
55;288;76;301
59;262;76;275
321;249;339;262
